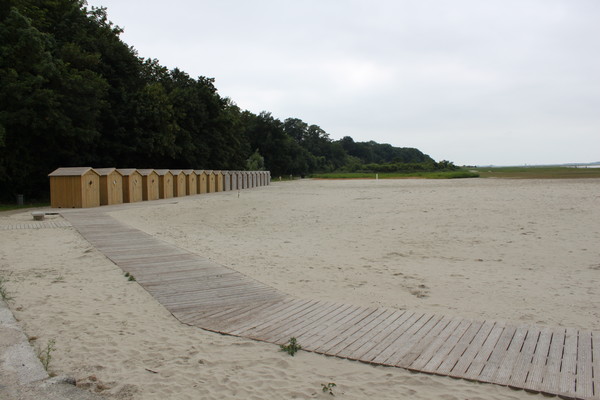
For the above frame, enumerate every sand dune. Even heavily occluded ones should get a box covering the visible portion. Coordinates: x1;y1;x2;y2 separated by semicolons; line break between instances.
1;178;598;399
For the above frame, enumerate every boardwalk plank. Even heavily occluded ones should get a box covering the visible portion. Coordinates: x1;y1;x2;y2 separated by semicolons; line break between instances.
283;304;356;345
384;314;445;367
315;308;388;355
538;328;565;396
328;309;396;357
349;311;418;362
489;325;529;385
408;318;464;371
245;300;325;340
558;327;578;395
522;327;553;393
373;314;441;366
261;302;342;344
206;299;300;333
395;316;454;368
227;299;314;336
472;325;517;382
337;310;408;360
420;319;473;374
575;330;594;399
435;320;485;376
447;320;494;378
507;327;540;388
301;307;376;351
593;332;600;400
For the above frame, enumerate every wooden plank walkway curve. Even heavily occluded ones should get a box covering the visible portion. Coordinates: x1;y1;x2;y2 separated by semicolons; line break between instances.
62;210;599;400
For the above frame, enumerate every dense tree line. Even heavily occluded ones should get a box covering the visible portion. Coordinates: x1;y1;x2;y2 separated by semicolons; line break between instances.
0;0;437;201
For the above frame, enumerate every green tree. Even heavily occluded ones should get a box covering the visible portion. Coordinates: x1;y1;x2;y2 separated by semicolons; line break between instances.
246;149;265;171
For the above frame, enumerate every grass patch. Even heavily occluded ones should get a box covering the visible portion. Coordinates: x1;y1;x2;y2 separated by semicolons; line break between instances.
0;202;50;212
311;170;479;179
475;166;600;179
0;276;13;301
37;339;56;372
280;337;301;356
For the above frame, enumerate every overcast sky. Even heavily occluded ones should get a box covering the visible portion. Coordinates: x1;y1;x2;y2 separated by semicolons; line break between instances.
86;0;599;166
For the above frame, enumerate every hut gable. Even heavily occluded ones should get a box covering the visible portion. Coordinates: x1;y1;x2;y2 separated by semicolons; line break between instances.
49;167;95;177
48;167;100;208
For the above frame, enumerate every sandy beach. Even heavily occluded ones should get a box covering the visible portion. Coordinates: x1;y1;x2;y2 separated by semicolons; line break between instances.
1;178;599;399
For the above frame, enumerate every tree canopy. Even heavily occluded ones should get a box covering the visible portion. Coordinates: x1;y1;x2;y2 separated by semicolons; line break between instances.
0;0;440;200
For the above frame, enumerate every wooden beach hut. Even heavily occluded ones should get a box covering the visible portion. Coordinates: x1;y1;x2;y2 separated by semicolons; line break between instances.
236;171;244;190
214;170;224;192
195;170;208;194
242;171;249;189
138;169;160;201
48;167;100;208
155;169;174;199
117;169;143;203
259;171;265;186
183;170;197;195
95;168;123;206
229;171;238;191
171;170;186;197
206;170;216;193
222;171;231;191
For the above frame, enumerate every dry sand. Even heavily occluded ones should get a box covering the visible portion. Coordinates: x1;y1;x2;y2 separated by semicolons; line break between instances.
1;178;599;399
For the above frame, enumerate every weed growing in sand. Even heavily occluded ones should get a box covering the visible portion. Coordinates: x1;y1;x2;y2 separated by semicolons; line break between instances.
0;276;13;301
124;272;136;281
280;337;301;356
321;382;336;395
37;339;56;372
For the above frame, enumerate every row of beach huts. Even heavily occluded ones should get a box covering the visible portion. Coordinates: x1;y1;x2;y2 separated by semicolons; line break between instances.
48;167;271;208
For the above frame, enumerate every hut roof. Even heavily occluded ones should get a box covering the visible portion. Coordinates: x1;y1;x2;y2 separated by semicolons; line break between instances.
94;168;120;176
116;168;139;176
182;169;195;175
137;169;156;176
48;167;96;177
154;169;172;176
170;169;183;175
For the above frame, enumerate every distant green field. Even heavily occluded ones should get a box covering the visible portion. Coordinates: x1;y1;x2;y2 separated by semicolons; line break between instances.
311;170;480;179
474;166;600;179
0;203;50;212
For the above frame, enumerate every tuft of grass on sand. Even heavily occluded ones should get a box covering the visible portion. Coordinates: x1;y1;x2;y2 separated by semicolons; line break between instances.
0;276;13;301
280;337;302;356
475;166;600;179
37;339;56;372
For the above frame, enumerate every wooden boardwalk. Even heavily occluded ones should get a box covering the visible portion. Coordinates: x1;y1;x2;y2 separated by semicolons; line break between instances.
62;209;599;400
